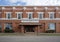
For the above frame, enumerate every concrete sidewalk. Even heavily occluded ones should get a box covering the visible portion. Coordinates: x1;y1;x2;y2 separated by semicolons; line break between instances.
0;36;60;42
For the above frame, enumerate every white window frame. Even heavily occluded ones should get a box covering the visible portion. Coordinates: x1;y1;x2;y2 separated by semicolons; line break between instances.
48;12;55;19
38;12;44;19
27;12;33;19
6;12;12;19
16;12;22;19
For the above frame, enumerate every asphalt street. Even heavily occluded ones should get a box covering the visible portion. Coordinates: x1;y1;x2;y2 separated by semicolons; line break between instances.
0;36;60;42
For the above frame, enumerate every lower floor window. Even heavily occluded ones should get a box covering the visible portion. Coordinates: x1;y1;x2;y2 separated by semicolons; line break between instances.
48;23;55;30
0;24;2;30
5;23;12;29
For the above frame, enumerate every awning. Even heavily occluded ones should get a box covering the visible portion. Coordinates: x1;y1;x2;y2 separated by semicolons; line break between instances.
19;23;41;25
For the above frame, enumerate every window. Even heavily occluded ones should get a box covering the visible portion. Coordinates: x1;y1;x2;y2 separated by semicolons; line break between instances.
17;12;22;19
6;12;11;19
5;23;12;29
0;12;2;18
28;12;33;19
49;12;54;19
38;12;44;19
0;24;2;29
48;23;55;30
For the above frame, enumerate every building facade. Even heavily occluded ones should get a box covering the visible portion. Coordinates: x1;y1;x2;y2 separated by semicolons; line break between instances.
0;6;60;33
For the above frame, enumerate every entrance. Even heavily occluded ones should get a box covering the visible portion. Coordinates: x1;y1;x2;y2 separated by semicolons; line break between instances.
24;25;35;32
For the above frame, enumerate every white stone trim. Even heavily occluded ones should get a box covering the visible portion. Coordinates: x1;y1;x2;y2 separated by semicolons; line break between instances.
13;7;16;9
45;7;48;10
23;7;26;10
1;18;60;20
2;7;5;9
55;7;59;10
21;21;39;22
34;7;37;10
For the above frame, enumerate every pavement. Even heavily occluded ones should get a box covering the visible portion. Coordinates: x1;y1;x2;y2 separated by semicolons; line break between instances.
0;36;60;42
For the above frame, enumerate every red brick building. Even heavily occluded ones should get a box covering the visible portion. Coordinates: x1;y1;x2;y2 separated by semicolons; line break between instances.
0;6;60;33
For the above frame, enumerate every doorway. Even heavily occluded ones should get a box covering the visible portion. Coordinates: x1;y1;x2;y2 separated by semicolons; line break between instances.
24;25;35;32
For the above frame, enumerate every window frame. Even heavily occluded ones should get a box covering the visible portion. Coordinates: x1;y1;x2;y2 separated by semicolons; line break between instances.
6;12;12;19
16;12;22;19
27;12;33;19
49;12;55;19
38;12;44;19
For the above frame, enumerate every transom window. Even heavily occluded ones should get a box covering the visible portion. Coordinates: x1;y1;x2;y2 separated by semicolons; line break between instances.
6;12;11;19
17;12;22;19
49;12;55;19
28;12;33;19
38;12;44;19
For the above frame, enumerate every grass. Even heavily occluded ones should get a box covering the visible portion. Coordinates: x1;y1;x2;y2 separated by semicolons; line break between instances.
37;33;60;36
0;33;24;36
0;33;60;36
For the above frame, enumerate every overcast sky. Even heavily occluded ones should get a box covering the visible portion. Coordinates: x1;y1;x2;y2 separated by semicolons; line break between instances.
0;0;60;6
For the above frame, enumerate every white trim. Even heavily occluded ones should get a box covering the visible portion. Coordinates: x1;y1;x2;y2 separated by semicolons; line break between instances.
13;7;16;9
26;12;33;14
1;18;60;20
23;7;26;10
2;7;5;9
34;7;37;10
55;7;59;10
45;7;48;10
21;21;39;22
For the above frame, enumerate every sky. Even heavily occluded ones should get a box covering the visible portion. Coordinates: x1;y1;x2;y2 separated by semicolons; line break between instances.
0;0;60;6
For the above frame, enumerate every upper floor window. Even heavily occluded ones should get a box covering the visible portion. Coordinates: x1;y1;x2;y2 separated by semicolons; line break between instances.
0;12;2;18
17;12;22;19
6;12;11;19
27;12;33;19
38;12;44;19
49;12;55;19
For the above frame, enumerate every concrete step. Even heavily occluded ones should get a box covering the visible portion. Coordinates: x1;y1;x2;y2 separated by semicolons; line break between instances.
24;32;36;36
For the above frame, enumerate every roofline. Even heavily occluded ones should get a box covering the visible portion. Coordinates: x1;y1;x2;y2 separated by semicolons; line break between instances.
0;5;60;7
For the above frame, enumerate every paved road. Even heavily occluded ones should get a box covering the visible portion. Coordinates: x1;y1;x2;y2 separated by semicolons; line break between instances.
0;36;60;42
